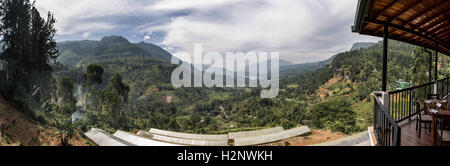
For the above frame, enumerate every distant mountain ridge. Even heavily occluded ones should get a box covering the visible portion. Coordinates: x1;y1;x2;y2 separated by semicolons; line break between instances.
350;42;377;51
58;35;176;66
279;55;336;78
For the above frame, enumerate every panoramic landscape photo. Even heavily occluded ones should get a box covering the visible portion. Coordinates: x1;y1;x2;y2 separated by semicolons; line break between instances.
0;0;449;147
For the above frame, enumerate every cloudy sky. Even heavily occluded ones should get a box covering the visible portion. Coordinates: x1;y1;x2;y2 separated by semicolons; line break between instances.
35;0;379;64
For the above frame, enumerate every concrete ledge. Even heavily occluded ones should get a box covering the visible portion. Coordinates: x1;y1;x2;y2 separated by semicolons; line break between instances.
138;131;229;146
113;131;181;146
234;126;311;146
310;131;370;146
228;127;284;139
368;126;378;146
85;128;135;146
149;128;229;141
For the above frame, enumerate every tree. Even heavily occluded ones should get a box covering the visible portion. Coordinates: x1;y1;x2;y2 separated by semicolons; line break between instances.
57;77;76;112
110;73;130;102
410;47;431;85
0;0;58;95
55;115;77;146
83;64;104;85
30;6;59;101
0;0;33;94
310;97;357;134
167;118;179;131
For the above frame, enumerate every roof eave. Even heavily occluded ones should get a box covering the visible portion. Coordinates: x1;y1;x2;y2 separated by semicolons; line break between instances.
352;0;371;33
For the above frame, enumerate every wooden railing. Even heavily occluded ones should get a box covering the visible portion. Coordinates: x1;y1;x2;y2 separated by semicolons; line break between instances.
437;77;450;99
388;82;435;122
388;78;450;123
374;95;401;146
374;77;450;146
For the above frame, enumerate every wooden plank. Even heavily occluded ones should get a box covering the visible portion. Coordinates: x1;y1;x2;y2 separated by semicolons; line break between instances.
401;0;450;27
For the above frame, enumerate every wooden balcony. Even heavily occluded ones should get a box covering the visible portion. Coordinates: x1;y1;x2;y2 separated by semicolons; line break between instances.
398;115;434;146
372;77;450;146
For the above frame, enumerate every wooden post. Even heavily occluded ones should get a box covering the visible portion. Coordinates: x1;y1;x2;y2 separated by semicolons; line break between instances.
435;42;438;82
435;42;439;95
382;24;388;92
429;50;433;83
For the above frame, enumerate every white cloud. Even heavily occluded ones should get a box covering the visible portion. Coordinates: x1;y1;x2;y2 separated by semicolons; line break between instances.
144;35;151;40
149;0;243;10
82;32;90;38
34;0;380;63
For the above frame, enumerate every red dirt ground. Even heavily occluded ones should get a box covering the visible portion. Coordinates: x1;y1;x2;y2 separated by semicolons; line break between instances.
0;96;89;146
261;130;348;146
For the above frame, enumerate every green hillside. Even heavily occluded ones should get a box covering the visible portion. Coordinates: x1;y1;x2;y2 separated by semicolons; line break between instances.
52;36;450;135
58;36;175;66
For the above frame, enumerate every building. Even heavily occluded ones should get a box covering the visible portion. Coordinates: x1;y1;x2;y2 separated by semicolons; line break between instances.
353;0;450;146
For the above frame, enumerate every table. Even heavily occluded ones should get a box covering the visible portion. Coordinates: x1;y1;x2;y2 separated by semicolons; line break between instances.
424;100;450;145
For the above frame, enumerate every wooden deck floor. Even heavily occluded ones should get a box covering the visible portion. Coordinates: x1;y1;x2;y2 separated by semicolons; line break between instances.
398;115;434;146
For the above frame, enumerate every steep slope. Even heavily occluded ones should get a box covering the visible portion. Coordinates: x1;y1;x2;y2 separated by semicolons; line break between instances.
0;96;89;146
135;42;177;62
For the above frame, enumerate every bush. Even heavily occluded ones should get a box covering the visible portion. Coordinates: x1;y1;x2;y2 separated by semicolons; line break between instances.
281;119;296;129
310;97;357;134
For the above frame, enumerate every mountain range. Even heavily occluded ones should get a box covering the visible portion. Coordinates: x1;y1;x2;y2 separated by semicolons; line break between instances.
57;35;334;79
58;35;177;66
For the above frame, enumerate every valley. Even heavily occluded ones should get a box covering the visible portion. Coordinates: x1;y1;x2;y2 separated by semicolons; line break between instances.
53;37;446;137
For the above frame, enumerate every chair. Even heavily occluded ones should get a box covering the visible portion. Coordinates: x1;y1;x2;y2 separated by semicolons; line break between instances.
416;101;432;137
439;119;450;145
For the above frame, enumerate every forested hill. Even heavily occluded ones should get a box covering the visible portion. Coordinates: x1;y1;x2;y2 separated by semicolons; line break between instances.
52;34;450;135
350;42;376;51
57;35;176;66
281;39;448;102
278;40;450;134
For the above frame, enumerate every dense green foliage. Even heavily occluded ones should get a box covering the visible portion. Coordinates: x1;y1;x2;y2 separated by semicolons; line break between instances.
310;97;356;134
3;3;449;137
51;38;450;135
0;0;59;116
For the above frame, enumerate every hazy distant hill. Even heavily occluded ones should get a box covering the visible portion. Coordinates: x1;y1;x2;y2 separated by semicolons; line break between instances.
280;55;335;78
350;42;376;51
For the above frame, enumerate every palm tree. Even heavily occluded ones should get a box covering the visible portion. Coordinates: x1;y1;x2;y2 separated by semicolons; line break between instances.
55;115;77;146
